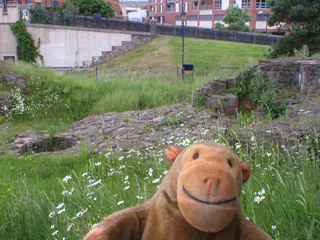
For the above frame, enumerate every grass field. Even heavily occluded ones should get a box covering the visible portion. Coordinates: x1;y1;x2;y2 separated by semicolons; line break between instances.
99;37;270;68
0;38;319;240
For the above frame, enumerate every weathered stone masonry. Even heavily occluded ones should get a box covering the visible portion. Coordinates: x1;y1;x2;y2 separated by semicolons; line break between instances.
258;58;320;92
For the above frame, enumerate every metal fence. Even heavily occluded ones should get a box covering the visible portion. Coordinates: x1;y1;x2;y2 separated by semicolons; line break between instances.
75;16;282;46
51;66;241;79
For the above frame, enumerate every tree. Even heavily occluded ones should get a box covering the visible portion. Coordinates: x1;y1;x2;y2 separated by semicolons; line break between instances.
29;5;79;26
215;6;253;32
63;0;114;18
267;0;320;58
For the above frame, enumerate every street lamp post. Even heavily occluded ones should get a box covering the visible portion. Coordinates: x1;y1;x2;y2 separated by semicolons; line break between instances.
265;14;269;33
180;3;186;80
258;11;268;34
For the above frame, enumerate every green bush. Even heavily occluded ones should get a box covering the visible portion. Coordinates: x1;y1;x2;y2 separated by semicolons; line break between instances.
230;62;286;119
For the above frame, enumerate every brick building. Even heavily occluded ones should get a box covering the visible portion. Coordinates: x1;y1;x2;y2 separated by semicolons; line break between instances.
148;0;277;32
0;0;122;16
0;0;65;7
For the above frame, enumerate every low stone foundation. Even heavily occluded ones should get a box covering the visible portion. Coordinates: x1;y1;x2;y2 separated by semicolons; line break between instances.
7;130;79;155
204;94;238;116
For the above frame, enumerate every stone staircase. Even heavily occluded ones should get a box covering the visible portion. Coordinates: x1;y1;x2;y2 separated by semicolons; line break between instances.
83;34;152;68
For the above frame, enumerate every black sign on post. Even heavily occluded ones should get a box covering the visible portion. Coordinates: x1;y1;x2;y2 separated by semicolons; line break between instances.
182;64;194;80
183;64;194;71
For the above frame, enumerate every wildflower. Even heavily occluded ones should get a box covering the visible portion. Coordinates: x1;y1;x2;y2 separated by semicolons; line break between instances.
163;170;168;175
105;152;111;158
254;195;265;204
152;178;160;184
95;162;102;166
125;176;129;180
92;223;99;229
117;200;124;205
51;225;55;229
62;175;72;183
250;136;255;142
136;196;144;200
74;209;88;218
52;230;59;236
49;211;55;218
271;225;277;230
67;223;74;232
182;138;190;146
266;152;272;156
148;168;153;176
124;186;130;190
119;165;125;169
57;208;66;214
258;188;266;196
87;179;102;188
56;203;65;209
235;143;242;149
118;156;124;161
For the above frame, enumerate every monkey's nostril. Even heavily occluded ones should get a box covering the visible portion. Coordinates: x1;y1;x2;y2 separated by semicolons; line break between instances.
204;178;208;183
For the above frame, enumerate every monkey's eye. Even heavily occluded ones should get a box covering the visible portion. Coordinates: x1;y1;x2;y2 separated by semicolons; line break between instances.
228;159;233;168
193;153;199;160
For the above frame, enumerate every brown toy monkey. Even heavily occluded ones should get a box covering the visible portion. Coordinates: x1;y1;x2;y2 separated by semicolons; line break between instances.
84;142;273;240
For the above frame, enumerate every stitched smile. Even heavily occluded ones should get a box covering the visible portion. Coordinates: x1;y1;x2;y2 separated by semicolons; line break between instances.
183;186;236;205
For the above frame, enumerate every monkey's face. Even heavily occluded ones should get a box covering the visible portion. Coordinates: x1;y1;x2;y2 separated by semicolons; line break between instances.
176;143;250;233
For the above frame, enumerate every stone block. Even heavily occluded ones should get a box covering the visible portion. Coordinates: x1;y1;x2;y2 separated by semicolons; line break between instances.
204;94;238;116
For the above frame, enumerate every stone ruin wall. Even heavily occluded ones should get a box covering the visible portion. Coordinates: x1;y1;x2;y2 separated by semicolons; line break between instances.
258;58;320;93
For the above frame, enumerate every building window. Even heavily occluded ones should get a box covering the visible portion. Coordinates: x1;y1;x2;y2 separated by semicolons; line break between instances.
27;0;31;3
187;15;198;20
3;56;16;61
215;0;222;10
256;0;269;8
200;15;212;21
241;0;250;8
184;2;189;12
35;3;41;7
257;13;269;21
214;14;224;21
176;3;180;12
193;1;199;11
167;3;174;12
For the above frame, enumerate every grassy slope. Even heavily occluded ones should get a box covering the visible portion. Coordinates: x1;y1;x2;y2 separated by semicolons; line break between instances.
99;37;270;68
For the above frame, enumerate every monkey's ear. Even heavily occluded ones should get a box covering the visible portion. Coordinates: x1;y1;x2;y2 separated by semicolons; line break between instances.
240;161;251;183
165;145;184;166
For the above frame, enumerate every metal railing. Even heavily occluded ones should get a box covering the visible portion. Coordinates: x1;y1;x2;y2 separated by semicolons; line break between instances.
51;66;241;79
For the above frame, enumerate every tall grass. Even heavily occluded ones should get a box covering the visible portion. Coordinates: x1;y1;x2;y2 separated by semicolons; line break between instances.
0;61;235;142
0;128;319;239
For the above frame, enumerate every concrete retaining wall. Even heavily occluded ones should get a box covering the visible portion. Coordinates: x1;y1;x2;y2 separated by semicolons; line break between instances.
27;24;133;67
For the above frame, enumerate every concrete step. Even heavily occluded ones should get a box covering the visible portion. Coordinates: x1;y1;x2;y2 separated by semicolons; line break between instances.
88;34;152;67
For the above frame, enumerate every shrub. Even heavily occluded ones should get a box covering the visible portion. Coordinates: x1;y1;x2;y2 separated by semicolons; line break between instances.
230;62;286;119
10;20;43;63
